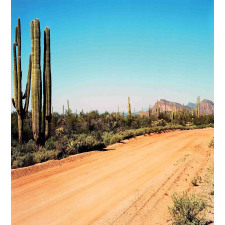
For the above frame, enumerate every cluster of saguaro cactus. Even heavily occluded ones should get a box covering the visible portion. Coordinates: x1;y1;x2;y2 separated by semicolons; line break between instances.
30;19;52;145
12;18;32;144
127;97;131;117
12;18;52;146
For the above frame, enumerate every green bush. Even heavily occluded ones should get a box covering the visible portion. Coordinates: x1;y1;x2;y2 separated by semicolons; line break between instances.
33;149;60;163
11;109;214;169
45;137;57;150
102;131;114;146
110;134;123;145
169;192;206;225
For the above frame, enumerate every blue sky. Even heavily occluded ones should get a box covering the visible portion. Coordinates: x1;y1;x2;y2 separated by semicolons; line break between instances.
11;0;214;113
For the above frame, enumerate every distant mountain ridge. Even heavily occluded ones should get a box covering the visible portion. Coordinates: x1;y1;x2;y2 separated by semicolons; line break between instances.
138;99;214;116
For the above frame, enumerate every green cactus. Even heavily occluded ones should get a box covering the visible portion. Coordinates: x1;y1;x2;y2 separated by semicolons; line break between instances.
67;100;70;113
43;27;51;139
127;97;131;117
196;96;200;117
63;105;64;116
148;105;151;117
31;19;42;145
12;18;32;144
171;103;174;121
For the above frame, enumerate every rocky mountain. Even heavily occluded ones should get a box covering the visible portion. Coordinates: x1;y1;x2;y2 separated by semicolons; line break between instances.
138;99;214;116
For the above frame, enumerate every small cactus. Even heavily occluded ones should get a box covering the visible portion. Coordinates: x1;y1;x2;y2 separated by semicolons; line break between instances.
127;97;131;117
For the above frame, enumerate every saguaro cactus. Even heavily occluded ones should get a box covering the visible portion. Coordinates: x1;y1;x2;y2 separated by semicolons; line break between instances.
67;100;70;113
196;96;200;118
155;101;159;118
31;19;42;145
127;97;131;117
43;27;51;139
12;18;32;144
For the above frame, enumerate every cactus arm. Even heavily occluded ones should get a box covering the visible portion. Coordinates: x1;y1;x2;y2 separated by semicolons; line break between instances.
24;54;32;114
13;42;18;110
15;26;18;44
12;98;16;109
17;56;22;114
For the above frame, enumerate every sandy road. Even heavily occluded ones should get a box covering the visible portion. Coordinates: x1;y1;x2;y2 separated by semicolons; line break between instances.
11;128;214;225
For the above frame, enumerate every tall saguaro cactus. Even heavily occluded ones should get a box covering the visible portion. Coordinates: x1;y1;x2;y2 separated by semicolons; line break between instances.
127;97;131;117
148;105;151;117
155;101;159;118
12;18;32;144
43;27;51;139
31;19;42;145
67;100;70;113
196;96;200;118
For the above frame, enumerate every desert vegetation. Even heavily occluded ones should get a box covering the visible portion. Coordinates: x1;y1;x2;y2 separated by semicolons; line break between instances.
11;18;214;169
169;192;206;225
11;107;214;168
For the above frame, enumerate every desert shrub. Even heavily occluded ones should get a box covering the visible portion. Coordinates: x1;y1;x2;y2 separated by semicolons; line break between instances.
102;132;114;146
33;148;60;163
45;137;57;150
67;133;104;153
191;177;198;186
65;140;78;155
208;138;214;148
169;192;206;225
151;119;167;127
134;128;148;136
110;134;123;145
120;130;135;139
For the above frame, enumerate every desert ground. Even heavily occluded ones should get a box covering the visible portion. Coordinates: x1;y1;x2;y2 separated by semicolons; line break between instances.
11;128;214;225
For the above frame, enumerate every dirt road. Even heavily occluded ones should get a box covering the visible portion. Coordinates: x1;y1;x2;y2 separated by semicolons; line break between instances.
11;128;214;225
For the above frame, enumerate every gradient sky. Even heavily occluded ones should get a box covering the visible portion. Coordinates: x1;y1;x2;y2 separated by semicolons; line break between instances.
11;0;214;113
